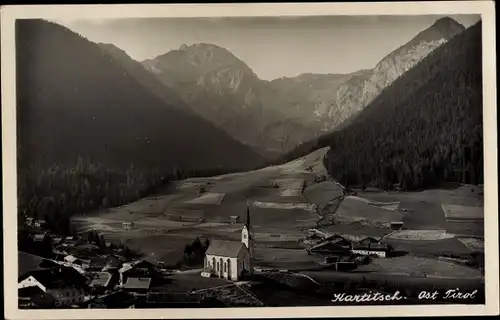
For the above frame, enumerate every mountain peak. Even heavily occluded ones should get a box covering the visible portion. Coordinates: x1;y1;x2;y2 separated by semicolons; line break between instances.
430;16;465;35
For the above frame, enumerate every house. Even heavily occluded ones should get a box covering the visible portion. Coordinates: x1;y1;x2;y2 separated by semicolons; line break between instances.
25;217;34;226
18;285;56;309
88;257;107;271
64;255;84;266
34;219;48;229
87;272;116;294
118;259;158;286
33;233;48;243
103;256;122;272
18;267;89;307
123;277;152;293
390;221;404;230
229;215;240;224
122;222;134;230
307;235;353;256
202;203;253;281
351;237;393;258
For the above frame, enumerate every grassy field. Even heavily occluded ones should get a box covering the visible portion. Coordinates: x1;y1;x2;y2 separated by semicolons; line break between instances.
72;147;484;282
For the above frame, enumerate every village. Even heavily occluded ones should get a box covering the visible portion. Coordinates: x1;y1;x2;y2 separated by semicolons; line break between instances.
17;150;486;308
17;201;421;309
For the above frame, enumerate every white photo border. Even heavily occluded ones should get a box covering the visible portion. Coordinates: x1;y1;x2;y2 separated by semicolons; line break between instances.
2;1;498;319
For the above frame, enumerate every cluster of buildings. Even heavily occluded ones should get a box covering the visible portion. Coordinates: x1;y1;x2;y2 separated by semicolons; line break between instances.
304;230;395;268
18;216;173;309
18;205;257;309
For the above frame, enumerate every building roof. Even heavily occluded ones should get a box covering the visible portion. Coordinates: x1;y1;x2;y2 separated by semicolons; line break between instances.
89;257;106;268
119;258;157;274
20;266;88;290
33;234;46;241
88;272;113;287
18;251;46;277
64;255;80;263
205;240;245;258
18;285;46;298
123;277;151;290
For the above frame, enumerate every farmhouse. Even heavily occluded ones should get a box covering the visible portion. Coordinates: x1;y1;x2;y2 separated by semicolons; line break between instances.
351;237;393;258
18;267;88;307
123;277;152;293
202;203;253;281
118;259;158;286
122;222;134;230
18;285;56;309
88;272;116;295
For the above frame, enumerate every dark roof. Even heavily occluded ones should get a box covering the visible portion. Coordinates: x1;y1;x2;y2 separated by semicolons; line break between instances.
123;277;151;290
88;272;113;287
18;251;48;277
205;240;244;258
89;257;106;267
310;241;351;254
18;285;46;298
21;267;89;289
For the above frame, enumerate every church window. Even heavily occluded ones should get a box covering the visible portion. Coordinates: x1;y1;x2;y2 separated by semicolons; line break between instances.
224;262;227;272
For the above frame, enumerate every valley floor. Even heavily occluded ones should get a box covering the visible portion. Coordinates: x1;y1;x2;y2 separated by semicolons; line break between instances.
72;147;485;305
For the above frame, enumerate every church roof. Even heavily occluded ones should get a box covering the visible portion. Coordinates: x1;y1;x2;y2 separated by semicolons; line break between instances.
205;240;245;258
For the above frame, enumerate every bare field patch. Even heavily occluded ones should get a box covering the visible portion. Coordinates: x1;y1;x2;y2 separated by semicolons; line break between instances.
336;198;403;223
387;229;455;241
253;201;315;212
185;192;226;205
441;204;484;220
303;181;343;206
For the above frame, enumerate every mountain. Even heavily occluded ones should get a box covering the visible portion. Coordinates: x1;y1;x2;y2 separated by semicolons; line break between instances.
336;17;465;119
141;17;465;157
16;19;265;173
97;43;194;115
322;21;483;190
142;43;316;157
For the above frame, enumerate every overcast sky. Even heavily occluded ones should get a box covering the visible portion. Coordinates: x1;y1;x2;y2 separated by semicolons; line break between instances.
56;15;480;80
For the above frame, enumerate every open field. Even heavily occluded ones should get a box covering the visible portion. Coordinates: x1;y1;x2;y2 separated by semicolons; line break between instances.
73;147;484;282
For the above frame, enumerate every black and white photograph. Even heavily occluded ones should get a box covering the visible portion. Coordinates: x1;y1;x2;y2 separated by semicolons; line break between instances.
2;2;498;319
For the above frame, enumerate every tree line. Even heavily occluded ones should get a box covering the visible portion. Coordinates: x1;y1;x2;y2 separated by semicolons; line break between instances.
272;22;483;191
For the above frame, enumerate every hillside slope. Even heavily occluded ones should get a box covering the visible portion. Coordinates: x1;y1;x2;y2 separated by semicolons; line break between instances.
16;19;265;232
336;17;465;122
324;21;483;190
16;20;264;172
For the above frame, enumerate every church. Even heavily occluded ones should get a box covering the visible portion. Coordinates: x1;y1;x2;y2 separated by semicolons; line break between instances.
202;202;254;281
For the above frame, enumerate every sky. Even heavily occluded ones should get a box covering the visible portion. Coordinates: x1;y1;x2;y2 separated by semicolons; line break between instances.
56;15;480;81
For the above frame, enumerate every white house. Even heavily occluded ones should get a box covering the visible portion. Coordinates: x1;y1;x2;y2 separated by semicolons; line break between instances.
202;202;254;281
18;267;88;307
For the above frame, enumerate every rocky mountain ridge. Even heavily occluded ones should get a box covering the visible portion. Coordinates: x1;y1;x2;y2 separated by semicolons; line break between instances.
139;17;466;156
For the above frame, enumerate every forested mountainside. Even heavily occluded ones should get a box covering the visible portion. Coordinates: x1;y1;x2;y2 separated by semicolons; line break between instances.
16;19;264;234
278;21;482;191
324;21;483;190
334;17;465;126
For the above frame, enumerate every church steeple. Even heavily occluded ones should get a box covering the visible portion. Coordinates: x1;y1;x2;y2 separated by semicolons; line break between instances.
245;199;251;230
241;200;254;257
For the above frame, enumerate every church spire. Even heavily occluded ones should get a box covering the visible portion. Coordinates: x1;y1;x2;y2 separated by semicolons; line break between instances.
245;199;251;229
